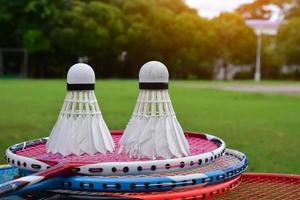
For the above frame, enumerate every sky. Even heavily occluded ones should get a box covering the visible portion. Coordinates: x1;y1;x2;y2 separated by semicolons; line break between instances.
185;0;255;18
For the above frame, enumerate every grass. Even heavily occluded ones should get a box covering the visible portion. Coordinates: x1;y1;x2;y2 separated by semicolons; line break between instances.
0;80;299;174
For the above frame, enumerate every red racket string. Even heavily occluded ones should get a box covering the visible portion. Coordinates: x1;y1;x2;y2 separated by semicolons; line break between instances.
218;173;300;200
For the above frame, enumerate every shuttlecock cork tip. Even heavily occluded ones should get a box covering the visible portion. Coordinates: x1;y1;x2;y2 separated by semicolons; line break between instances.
67;63;95;90
139;61;169;83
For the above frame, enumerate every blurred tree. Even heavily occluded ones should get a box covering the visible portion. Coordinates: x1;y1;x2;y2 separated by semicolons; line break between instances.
277;17;300;65
236;0;299;20
0;0;67;49
23;30;50;54
261;36;282;79
169;13;216;79
236;0;300;79
236;0;298;19
286;0;300;19
0;0;69;77
211;13;256;80
119;0;214;79
0;0;275;79
50;0;125;77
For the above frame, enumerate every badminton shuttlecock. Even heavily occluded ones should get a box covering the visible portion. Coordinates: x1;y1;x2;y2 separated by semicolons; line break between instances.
119;61;190;159
46;63;114;156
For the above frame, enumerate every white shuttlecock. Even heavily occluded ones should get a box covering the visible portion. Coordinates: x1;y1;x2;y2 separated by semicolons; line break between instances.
119;61;190;159
46;63;115;156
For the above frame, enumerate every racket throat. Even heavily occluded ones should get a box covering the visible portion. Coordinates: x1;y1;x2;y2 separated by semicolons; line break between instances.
36;162;81;179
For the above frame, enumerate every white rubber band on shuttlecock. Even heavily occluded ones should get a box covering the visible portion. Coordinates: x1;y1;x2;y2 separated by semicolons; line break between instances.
60;111;101;115
64;99;98;104
133;113;176;117
136;99;171;103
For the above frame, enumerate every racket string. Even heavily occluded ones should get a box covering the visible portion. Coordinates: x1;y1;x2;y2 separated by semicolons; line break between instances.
15;135;218;163
219;175;300;200
0;167;19;184
43;177;241;199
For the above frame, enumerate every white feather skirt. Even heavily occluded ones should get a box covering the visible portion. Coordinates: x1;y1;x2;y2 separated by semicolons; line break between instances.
46;91;114;156
119;90;190;159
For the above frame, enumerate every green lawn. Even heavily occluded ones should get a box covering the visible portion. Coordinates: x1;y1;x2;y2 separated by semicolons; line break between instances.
0;80;299;174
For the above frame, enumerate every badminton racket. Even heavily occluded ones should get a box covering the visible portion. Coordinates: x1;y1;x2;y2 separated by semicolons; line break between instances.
219;173;300;200
6;131;225;175
19;176;242;200
0;165;19;184
13;149;247;194
1;131;225;196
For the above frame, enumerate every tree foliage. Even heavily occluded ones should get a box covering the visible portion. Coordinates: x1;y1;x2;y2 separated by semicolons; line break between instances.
49;0;125;76
0;0;262;79
236;0;299;20
212;13;256;65
277;17;300;65
236;0;300;79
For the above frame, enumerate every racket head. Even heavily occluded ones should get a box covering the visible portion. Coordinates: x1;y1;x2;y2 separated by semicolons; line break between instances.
219;173;300;199
14;149;247;193
6;131;226;176
19;176;242;200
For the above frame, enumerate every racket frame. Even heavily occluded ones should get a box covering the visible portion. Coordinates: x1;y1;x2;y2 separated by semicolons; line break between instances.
13;149;247;193
20;176;242;200
6;131;226;176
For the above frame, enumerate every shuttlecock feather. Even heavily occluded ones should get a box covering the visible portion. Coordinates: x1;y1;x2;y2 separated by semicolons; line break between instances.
119;61;190;159
46;63;114;156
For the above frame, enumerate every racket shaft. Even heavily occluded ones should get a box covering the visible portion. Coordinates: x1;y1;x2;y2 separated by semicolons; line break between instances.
0;175;43;196
0;162;73;196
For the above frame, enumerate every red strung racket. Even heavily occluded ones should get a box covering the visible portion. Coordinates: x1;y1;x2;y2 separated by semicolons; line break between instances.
18;173;300;199
219;173;300;199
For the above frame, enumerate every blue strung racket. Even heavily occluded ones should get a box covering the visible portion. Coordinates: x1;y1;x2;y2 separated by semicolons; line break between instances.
0;165;243;200
12;149;247;195
20;176;242;200
0;165;19;184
